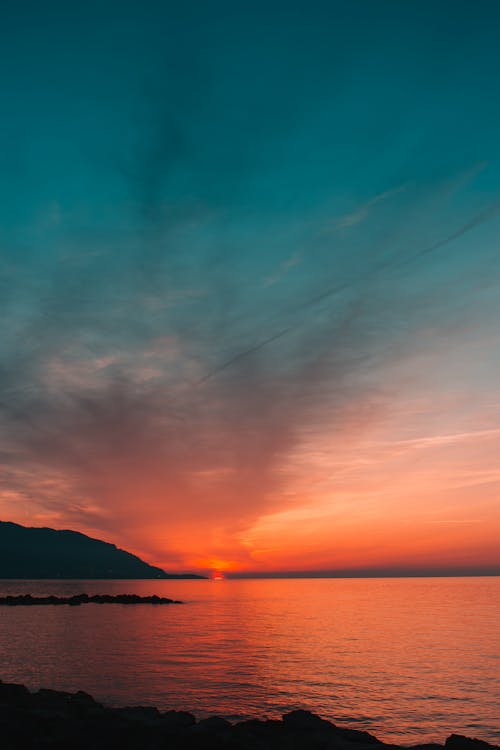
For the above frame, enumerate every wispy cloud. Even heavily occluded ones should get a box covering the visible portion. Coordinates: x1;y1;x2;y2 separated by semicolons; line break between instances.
336;184;408;229
263;252;301;287
375;427;500;451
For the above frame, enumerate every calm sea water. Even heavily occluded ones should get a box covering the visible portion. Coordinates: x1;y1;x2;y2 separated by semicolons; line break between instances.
0;577;498;745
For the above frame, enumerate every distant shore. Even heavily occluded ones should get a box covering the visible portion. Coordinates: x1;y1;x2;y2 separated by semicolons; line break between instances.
0;680;498;750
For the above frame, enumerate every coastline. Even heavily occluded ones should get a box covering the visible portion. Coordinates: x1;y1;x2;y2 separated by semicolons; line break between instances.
0;680;497;750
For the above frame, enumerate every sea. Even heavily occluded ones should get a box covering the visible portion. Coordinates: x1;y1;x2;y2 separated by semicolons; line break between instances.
0;577;498;745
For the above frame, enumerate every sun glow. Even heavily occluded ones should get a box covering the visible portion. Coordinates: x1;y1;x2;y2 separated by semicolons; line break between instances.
194;557;235;572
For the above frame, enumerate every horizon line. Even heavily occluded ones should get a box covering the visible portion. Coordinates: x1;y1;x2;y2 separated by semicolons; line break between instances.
222;568;500;579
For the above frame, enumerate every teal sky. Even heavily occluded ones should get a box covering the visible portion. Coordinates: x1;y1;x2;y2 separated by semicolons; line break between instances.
1;1;500;573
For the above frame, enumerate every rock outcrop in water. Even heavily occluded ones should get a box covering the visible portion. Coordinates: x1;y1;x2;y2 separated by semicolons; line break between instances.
0;594;182;606
0;680;498;750
0;521;205;579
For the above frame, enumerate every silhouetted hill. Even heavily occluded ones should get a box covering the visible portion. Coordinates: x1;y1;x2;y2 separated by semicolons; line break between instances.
0;521;204;579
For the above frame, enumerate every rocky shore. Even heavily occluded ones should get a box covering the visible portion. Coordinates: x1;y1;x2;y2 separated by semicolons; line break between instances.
0;594;182;606
0;680;498;750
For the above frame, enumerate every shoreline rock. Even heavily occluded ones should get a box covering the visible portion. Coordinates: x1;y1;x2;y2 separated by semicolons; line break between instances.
0;593;182;606
0;680;498;750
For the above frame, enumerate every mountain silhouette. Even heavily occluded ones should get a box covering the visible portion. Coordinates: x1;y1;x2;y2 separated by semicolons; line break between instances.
0;521;204;579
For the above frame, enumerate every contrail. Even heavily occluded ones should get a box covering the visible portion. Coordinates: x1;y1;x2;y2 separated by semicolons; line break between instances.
198;326;293;384
396;200;500;268
199;200;500;384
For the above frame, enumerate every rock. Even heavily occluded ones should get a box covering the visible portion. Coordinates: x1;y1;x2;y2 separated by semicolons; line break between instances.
234;718;286;744
282;710;383;745
112;705;161;723
446;735;499;750
160;709;196;729
0;681;32;705
0;680;498;750
334;726;384;745
283;709;335;731
36;688;73;707
197;716;232;731
0;593;182;606
70;690;102;708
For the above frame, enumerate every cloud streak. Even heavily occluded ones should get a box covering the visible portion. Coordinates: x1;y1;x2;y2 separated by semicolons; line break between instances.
336;184;408;229
199;197;500;385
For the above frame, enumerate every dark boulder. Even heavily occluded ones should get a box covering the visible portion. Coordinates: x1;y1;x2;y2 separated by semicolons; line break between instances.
197;716;232;731
446;735;499;750
0;681;32;705
283;710;383;745
0;680;498;750
160;709;197;729
334;726;384;745
283;710;335;731
112;705;161;723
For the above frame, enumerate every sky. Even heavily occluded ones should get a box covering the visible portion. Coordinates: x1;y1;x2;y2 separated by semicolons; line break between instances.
1;0;500;576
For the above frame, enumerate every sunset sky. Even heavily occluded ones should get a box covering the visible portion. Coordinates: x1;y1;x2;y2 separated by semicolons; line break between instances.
1;1;499;575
